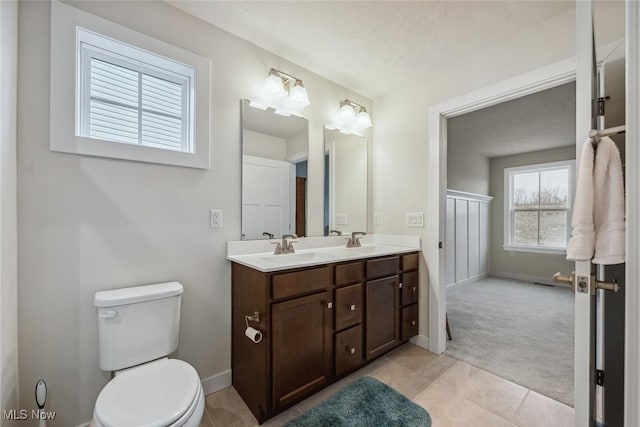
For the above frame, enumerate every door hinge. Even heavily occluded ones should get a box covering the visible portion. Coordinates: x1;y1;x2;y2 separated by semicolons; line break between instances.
596;369;605;386
439;241;443;249
597;96;610;117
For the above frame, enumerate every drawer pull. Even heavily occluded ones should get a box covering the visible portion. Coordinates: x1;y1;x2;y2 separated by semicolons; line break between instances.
345;346;356;355
327;302;333;309
349;304;356;311
411;286;417;292
411;320;416;326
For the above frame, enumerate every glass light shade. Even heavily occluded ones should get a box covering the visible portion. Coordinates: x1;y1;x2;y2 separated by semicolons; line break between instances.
357;108;373;129
290;81;310;107
339;103;356;121
264;74;286;98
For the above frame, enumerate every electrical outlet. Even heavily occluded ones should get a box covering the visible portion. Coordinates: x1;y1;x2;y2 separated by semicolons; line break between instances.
406;212;424;227
210;209;223;228
373;212;381;226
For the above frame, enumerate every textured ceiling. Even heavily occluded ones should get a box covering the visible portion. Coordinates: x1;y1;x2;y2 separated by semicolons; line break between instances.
448;82;576;158
169;1;575;99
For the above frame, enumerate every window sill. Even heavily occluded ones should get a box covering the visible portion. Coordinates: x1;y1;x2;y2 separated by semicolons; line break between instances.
503;245;567;256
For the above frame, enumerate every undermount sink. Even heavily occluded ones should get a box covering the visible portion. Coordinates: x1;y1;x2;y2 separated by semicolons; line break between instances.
259;251;337;266
330;244;396;257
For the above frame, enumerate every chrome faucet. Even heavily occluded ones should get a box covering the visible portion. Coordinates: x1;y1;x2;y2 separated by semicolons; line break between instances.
329;229;342;236
346;232;366;248
262;232;274;239
272;234;297;255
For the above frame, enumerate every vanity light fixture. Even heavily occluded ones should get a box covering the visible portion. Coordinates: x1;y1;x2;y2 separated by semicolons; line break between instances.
336;99;373;132
261;68;311;112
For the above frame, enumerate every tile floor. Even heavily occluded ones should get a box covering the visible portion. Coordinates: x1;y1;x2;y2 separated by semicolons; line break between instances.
199;344;574;427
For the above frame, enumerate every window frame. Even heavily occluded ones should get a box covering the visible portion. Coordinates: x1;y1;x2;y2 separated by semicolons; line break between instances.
50;0;211;169
503;159;576;255
77;28;195;153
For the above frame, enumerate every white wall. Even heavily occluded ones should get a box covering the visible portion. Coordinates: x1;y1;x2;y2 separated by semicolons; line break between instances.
447;149;490;195
243;130;287;160
372;5;623;338
1;0;19;420
17;1;371;425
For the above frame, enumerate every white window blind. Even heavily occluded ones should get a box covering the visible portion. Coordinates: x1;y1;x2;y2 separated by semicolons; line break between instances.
78;28;194;153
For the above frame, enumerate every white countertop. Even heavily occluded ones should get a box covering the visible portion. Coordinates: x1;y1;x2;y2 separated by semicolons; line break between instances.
227;234;421;272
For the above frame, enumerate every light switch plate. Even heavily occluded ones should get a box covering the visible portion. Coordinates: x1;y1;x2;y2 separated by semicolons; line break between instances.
406;212;424;227
336;213;348;225
210;209;223;228
373;212;381;226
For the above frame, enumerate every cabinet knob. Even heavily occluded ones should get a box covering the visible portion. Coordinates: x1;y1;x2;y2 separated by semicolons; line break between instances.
345;346;356;355
327;302;333;309
398;282;403;288
349;304;356;311
411;320;416;326
411;286;417;292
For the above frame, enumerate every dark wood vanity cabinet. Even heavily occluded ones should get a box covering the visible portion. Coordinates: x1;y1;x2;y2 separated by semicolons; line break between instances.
231;251;419;424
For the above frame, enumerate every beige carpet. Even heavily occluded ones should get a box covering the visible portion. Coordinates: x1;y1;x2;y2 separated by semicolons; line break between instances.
445;277;574;406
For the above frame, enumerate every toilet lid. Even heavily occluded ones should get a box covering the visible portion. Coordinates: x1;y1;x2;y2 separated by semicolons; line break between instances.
95;359;200;427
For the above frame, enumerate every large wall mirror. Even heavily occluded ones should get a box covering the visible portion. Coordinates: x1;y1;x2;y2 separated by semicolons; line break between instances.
242;100;309;240
324;127;367;236
241;99;309;240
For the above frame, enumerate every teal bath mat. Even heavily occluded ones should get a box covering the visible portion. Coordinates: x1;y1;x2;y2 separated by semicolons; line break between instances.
284;377;432;427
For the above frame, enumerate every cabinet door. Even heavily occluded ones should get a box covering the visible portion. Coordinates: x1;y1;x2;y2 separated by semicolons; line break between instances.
335;283;363;331
365;275;400;360
272;292;332;410
401;271;418;306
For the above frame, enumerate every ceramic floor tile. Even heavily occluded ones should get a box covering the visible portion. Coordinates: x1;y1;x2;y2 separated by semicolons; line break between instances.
365;357;436;400
436;362;528;420
205;386;258;427
512;390;574;427
258;406;302;427
294;376;355;413
199;408;215;427
413;380;513;427
387;343;458;381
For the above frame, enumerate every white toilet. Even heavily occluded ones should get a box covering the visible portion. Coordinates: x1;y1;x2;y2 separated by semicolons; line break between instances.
91;282;204;427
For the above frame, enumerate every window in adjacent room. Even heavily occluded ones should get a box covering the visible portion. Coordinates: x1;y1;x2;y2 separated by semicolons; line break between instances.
504;160;575;254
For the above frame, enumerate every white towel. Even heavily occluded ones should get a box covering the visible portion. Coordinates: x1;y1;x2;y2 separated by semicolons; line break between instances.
566;139;595;261
592;137;625;264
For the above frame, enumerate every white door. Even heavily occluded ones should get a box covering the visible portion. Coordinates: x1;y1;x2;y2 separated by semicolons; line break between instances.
242;155;292;240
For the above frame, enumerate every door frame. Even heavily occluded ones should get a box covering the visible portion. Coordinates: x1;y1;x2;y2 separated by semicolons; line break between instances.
427;7;638;425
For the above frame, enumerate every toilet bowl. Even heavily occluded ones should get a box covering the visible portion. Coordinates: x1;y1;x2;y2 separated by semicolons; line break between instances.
92;282;204;427
91;359;204;427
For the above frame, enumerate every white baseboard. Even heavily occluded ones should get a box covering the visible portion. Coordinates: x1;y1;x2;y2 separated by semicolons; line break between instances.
201;369;232;395
445;272;489;288
409;334;429;350
490;271;554;286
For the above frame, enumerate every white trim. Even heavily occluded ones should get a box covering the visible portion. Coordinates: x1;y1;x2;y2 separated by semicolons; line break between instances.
445;189;494;203
50;1;211;169
285;151;309;163
409;334;429;351
626;1;640;425
201;369;232;395
445;272;489;288
490;271;554;286
502;245;566;256
428;57;577;356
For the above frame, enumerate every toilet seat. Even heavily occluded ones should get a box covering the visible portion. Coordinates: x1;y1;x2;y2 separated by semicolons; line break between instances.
94;359;202;427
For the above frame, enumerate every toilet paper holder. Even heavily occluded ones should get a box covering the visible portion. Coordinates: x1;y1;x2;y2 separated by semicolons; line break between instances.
244;312;263;344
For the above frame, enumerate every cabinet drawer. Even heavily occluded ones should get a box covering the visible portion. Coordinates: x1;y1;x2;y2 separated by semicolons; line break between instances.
401;271;418;306
335;283;363;331
401;304;419;341
366;256;400;279
335;325;363;376
272;266;331;300
402;253;419;271
335;261;364;286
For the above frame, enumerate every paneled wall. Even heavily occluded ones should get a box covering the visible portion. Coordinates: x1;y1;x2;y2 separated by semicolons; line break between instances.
445;190;492;287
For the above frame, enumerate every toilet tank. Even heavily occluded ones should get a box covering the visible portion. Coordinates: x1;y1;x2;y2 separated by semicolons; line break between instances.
94;282;183;371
